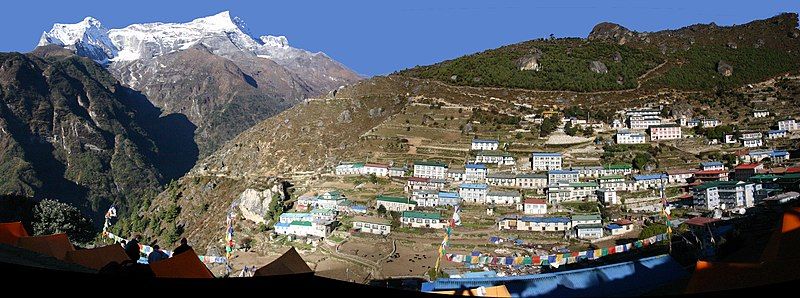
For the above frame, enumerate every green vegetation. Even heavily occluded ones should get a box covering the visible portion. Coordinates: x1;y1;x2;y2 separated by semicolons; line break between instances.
693;124;735;142
399;39;663;92
561;201;600;213
33;199;96;246
539;115;562;137
639;223;667;240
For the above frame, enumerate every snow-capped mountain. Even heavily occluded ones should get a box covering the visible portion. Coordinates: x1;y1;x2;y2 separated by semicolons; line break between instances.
37;11;362;157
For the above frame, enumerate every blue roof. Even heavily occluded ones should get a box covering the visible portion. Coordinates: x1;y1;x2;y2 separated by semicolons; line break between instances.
749;150;789;157
439;191;460;199
473;139;499;144
465;163;487;169
274;222;290;228
520;217;571;223
548;170;578;175
460;183;488;189
281;212;311;219
350;205;367;211
768;130;787;134
606;224;622;229
532;152;562;157
460;271;498;279
634;174;667;181
421;254;688;297
700;161;723;167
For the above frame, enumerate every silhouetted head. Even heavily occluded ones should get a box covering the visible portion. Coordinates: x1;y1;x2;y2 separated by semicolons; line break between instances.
180;237;188;245
153;245;160;250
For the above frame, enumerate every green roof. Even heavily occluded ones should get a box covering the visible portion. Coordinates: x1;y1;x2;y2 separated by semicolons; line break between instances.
570;182;599;188
290;221;313;227
402;211;441;220
571;214;601;221
694;181;739;191
475;150;512;157
311;208;335;215
604;164;632;170
353;216;391;225
377;195;417;205
414;160;448;167
598;175;625;180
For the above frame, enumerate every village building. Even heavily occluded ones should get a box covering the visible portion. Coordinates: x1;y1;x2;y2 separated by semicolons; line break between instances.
602;164;633;176
274;220;333;239
745;149;790;163
733;163;763;181
515;217;571;232
570;166;604;179
693;181;759;210
471;139;500;151
352;216;391;235
413;161;448;179
474;151;515;166
692;183;721;210
464;163;488;182
649;124;682;141
632;174;667;190
742;137;763;148
548;170;579;184
520;198;548;215
405;177;447;192
666;169;696;185
486;172;516;187
401;211;446;229
701;119;720;128
531;152;563;171
571;214;602;226
362;163;390;177
626;108;661;118
606;219;635;236
778;119;799;131
628;115;662;130
485;190;522;205
447;168;465;182
335;162;364;176
597;175;626;191
279;212;313;224
753;109;769;118
497;216;520;230
700;161;725;171
546;182;598;204
375;195;417;212
616;130;647;144
611;119;624;130
515;173;548;190
310;208;336;222
767;129;787;139
437;191;462;207
459;183;489;204
597;188;618;205
694;170;729;182
389;166;407;177
574;224;604;239
686;120;700;128
724;134;737;144
314;191;346;210
411;189;440;207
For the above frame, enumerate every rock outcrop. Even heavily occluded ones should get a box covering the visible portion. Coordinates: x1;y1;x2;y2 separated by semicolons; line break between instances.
717;60;733;77
589;60;608;74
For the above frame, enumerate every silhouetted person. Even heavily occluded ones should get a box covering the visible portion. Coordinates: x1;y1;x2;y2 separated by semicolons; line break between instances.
173;237;192;256
124;235;142;261
147;245;168;264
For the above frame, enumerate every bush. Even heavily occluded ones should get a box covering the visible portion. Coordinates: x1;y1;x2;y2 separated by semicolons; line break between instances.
33;199;96;245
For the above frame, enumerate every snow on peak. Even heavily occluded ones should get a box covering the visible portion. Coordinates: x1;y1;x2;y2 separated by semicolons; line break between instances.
37;11;326;67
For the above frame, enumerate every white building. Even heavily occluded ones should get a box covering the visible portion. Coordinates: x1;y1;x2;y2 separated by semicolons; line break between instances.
503;216;571;232
767;130;787;139
547;170;579;184
616;130;647;144
742;138;763;148
700;161;725;171
546;182;598;204
516;173;548;191
628;115;662;130
531;152;563;171
575;224;604;239
459;183;489;204
597;175;627;191
335;162;364;176
411;189;440;207
632;174;667;191
485;191;522;205
389;167;407;177
744;150;790;163
753;109;769;118
693;183;721;210
597;188;618;205
363;163;390;177
401;211;446;229
375;195;417;212
474;151;516;166
778;119;798;131
701;119;719;128
649;124;682;141
447;168;465;182
520;198;548;215
406;177;447;192
352;216;391;235
274;220;332;238
413;161;448;179
464;163;488;182
570;166;604;179
666;169;695;185
626;108;661;118
486;172;516;187
471;139;500;151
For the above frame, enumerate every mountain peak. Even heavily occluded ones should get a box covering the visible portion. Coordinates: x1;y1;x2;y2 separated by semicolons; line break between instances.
190;11;241;32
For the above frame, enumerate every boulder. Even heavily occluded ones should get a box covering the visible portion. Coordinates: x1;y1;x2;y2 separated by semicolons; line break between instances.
726;42;737;49
237;188;275;224
337;110;352;123
588;61;608;74
588;22;636;45
517;48;543;71
717;61;733;77
368;107;384;118
613;51;622;63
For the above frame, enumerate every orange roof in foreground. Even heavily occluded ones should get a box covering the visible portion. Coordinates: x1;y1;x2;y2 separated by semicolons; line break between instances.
0;222;29;245
254;247;313;277
684;217;721;227
432;285;512;297
149;248;214;279
16;233;75;260
65;244;129;270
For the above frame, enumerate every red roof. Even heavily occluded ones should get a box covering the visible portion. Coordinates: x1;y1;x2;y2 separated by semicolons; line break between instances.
769;167;787;174
788;167;800;174
614;219;634;225
524;198;546;205
666;169;695;175
695;170;727;175
407;177;431;182
684;217;721;227
734;163;761;170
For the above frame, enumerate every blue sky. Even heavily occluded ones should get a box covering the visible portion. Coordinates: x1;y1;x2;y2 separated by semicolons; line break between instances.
3;0;799;76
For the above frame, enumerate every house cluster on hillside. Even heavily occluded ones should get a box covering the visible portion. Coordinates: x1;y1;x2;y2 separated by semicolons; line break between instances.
276;191;369;239
496;213;635;240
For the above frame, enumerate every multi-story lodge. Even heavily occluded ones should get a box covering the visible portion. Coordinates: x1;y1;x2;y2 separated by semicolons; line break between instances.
375;195;417;212
459;183;489;204
767;130;787;139
753;109;769;118
632;174;668;191
363;163;390;177
570;166;604;179
603;164;633;176
335;162;364;176
744;149;790;163
531;152;563;171
693;181;760;210
401;211;446;229
666;169;695;185
413;161;448;179
616;130;647;144
649;124;682;141
520;198;548;215
597;188;618;205
700;161;725;171
546;182;598;204
485;190;522;205
547;170;579;184
515;173;548;190
405;177;447;192
464;163;488;182
352;216;391;235
447;168;465;182
778;119;798;131
471;139;500;151
498;216;571;232
628;115;662;130
597;175;627;191
474;151;515;166
486;172;516;187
